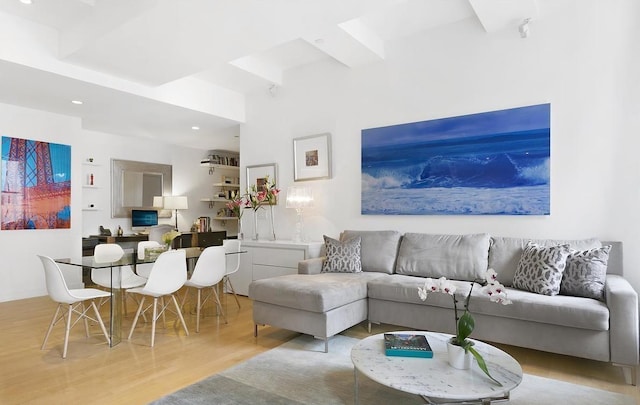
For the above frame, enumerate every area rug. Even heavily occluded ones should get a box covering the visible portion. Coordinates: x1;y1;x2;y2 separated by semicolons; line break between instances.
152;335;634;405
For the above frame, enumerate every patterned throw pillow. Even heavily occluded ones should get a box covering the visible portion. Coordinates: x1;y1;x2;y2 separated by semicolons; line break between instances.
512;242;571;295
560;245;611;300
321;235;362;273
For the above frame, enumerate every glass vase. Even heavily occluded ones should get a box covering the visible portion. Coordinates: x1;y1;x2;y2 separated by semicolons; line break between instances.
269;205;276;241
237;217;244;240
252;211;259;240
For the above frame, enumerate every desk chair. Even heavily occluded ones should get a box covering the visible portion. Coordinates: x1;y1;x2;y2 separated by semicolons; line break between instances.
38;255;111;358
180;246;228;332
91;244;147;315
223;239;242;309
127;249;189;346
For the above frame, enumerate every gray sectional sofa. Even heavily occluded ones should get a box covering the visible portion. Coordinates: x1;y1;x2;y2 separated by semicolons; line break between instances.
249;230;639;383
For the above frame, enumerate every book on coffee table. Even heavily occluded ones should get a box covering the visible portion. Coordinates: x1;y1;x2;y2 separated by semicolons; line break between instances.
384;333;433;358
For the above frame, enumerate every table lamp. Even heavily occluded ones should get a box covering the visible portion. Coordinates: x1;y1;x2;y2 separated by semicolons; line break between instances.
162;196;189;231
285;186;313;242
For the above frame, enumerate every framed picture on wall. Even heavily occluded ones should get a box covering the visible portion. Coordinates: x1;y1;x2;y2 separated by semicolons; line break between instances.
246;163;278;204
293;133;332;181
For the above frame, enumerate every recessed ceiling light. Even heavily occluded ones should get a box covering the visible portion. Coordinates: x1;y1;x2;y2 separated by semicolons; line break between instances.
19;0;33;4
71;100;83;105
191;126;200;130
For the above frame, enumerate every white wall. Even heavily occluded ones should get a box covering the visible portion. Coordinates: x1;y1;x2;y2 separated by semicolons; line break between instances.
0;103;235;302
240;1;640;292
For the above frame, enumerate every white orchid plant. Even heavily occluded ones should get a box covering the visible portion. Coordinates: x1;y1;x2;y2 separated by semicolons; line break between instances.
418;268;512;385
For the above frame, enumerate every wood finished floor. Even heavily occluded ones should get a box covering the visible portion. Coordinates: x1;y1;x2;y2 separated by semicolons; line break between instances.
0;293;638;404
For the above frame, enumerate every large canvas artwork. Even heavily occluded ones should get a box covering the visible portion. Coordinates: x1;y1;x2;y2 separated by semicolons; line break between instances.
1;136;71;229
361;104;550;215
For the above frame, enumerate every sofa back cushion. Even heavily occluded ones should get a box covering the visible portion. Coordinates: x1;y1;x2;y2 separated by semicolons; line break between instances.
395;233;490;281
489;236;602;287
340;230;402;274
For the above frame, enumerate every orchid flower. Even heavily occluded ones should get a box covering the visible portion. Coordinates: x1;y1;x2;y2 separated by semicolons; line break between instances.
417;269;511;386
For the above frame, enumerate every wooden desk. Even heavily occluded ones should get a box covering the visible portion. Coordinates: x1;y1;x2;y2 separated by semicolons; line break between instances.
92;234;149;244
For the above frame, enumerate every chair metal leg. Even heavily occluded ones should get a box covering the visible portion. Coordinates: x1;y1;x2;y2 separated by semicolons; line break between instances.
128;296;145;340
254;323;258;337
90;300;110;345
81;303;90;338
195;289;202;333
224;276;241;309
212;287;227;324
150;297;159;347
63;304;73;359
171;294;189;336
42;304;62;350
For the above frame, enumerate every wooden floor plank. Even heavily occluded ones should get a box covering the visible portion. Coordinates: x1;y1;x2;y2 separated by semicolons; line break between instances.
0;294;637;404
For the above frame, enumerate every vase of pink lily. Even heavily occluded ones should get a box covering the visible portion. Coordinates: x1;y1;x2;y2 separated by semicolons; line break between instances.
246;175;279;240
418;268;512;385
225;191;245;240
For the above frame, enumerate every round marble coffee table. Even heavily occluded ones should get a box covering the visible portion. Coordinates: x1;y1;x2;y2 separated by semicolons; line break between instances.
351;331;523;404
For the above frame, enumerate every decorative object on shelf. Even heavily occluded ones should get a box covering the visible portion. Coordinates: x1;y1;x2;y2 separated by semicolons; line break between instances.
226;190;245;240
285;186;314;242
246;171;279;240
117;225;123;236
293;133;332;181
161;195;188;231
417;269;512;384
161;230;181;249
89;173;94;185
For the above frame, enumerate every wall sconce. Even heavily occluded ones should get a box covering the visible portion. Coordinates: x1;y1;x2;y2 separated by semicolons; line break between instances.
286;186;314;242
519;18;532;39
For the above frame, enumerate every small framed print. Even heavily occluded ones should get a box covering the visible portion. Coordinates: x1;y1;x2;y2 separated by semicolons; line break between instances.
246;163;278;204
293;133;332;181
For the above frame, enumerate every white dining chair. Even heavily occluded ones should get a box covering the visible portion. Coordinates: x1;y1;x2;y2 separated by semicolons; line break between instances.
136;240;163;278
38;255;111;358
180;246;228;332
148;224;175;244
127;249;189;346
222;239;242;309
91;243;147;315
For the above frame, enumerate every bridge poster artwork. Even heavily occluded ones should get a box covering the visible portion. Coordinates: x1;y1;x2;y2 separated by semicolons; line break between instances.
1;136;71;230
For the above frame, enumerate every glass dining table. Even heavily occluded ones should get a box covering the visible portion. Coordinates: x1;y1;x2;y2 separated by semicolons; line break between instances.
54;247;240;346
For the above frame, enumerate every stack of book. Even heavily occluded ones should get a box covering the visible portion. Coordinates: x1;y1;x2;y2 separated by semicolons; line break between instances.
383;333;433;358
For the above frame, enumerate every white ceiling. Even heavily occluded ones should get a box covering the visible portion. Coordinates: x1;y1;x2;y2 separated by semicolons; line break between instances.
0;0;538;149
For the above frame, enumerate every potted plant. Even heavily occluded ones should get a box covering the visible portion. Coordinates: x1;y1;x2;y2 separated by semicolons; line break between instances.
418;268;512;385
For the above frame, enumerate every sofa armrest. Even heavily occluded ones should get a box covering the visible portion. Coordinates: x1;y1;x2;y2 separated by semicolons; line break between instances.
606;274;639;365
298;257;325;274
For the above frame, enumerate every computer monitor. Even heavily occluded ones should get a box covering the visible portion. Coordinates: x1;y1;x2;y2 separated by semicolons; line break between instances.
131;209;158;231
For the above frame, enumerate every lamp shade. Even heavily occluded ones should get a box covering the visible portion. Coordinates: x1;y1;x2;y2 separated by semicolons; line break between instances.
152;196;165;208
285;186;313;209
163;196;189;210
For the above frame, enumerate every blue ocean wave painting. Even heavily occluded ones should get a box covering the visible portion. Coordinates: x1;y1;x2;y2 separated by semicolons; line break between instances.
361;104;551;215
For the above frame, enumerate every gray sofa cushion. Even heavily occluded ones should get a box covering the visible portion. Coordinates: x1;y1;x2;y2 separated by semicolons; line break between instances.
341;230;402;274
489;237;602;287
395;233;490;281
249;272;387;313
367;275;609;331
561;245;611;300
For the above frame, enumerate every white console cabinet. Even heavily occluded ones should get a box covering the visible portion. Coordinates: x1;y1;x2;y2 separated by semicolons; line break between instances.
228;240;324;296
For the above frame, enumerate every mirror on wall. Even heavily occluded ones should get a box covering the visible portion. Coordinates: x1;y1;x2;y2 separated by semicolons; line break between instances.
111;159;172;218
